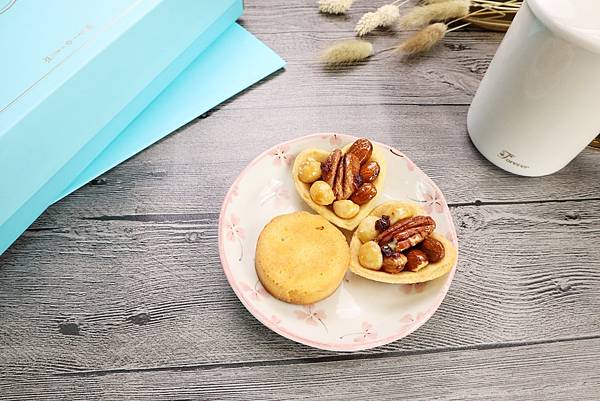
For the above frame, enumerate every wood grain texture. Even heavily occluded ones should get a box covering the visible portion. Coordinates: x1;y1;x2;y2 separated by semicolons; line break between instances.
231;3;500;109
1;338;598;400
1;200;599;378
23;105;600;231
1;0;600;398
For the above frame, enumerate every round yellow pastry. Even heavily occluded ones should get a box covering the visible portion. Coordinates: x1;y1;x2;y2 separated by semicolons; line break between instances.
256;211;350;304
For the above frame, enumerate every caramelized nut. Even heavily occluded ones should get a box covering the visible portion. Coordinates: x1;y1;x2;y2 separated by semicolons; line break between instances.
358;241;383;270
419;237;445;262
321;149;342;187
354;173;364;189
405;249;429;272
356;216;380;243
381;253;408;274
377;215;436;244
347;138;373;165
340;153;361;200
309;181;335;205
350;183;377;205
333;200;360;219
298;159;322;183
333;154;345;200
394;228;432;252
359;161;380;183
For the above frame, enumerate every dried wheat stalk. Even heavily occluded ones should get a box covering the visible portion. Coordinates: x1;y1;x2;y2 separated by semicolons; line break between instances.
398;0;471;29
321;40;374;65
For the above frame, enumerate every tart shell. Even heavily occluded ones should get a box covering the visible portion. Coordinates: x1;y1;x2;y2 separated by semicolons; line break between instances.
349;202;457;284
292;143;386;231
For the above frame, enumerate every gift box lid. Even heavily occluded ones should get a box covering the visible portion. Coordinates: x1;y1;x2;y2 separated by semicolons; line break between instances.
0;0;242;251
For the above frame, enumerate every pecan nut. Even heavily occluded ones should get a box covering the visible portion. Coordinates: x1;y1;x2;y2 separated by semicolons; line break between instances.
338;153;361;200
359;161;380;183
347;138;373;165
376;215;436;245
333;154;345;200
405;249;429;272
350;183;377;205
321;149;342;188
393;224;434;252
419;237;445;263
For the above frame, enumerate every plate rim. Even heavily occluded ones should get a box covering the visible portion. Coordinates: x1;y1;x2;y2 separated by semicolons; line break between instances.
218;133;459;351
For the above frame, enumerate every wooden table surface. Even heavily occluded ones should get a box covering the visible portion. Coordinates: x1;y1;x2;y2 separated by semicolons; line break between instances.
1;1;599;400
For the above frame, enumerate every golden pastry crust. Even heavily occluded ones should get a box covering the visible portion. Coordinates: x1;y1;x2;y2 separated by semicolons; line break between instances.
292;143;386;231
349;202;457;284
255;212;350;304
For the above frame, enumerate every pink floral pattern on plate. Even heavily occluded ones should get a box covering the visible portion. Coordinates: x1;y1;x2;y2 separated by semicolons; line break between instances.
446;231;456;245
411;185;444;214
228;184;239;203
294;305;328;332
399;312;428;333
218;133;458;351
401;282;428;295
421;189;444;214
340;321;378;343
321;133;342;148
259;180;290;208
271;144;290;166
239;281;269;301
224;213;245;261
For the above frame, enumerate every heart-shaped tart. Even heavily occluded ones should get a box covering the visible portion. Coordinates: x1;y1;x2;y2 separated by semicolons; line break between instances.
292;138;386;230
349;201;457;284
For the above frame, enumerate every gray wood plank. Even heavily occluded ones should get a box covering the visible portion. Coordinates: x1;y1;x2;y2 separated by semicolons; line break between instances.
229;3;503;109
26;105;600;232
1;200;599;377
1;338;598;400
1;0;599;398
221;30;500;109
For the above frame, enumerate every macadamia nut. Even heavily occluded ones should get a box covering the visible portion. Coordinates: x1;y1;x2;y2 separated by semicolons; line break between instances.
310;181;335;205
358;241;383;270
298;159;322;184
356;216;380;243
333;200;359;219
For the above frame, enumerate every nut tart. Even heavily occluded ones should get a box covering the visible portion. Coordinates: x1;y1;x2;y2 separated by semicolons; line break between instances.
292;138;386;230
349;201;457;284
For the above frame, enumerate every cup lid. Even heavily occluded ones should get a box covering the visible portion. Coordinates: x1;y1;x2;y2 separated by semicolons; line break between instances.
529;0;600;54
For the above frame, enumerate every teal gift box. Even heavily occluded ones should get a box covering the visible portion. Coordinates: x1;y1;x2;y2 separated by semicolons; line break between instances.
0;0;244;254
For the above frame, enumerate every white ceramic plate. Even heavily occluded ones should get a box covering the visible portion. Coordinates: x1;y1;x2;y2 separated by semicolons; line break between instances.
219;134;458;351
